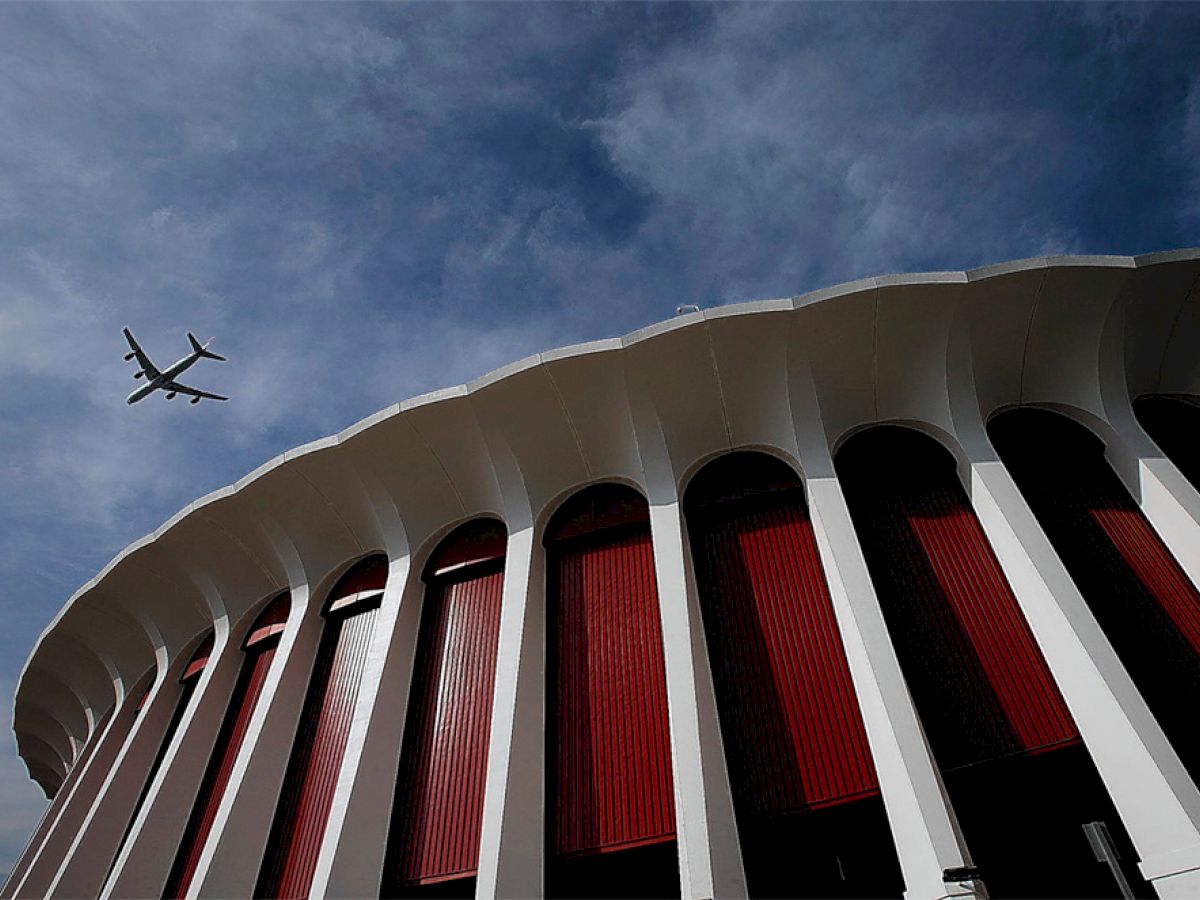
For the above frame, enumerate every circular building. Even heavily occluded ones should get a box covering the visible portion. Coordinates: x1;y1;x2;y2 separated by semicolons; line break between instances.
6;250;1200;900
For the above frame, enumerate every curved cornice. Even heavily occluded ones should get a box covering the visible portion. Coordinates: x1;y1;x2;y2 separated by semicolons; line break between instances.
13;248;1200;792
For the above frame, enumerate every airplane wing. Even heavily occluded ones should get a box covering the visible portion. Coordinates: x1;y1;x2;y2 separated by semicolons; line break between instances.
122;328;160;378
162;380;229;402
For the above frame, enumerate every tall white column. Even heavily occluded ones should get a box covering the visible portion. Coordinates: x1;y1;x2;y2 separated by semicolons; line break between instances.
969;459;1200;896
5;685;136;900
2;718;96;898
308;554;417;898
806;477;982;900
648;501;747;900
42;659;181;899
101;625;239;899
188;583;319;899
475;526;545;899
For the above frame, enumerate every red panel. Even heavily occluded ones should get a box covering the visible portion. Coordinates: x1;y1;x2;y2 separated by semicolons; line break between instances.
327;589;384;614
256;602;380;899
255;556;385;898
245;593;292;648
688;490;879;815
385;563;505;888
181;634;215;684
328;555;388;599
991;409;1200;779
549;518;675;858
425;518;507;579
839;429;1078;771
1091;504;1200;652
165;599;287;897
547;490;651;543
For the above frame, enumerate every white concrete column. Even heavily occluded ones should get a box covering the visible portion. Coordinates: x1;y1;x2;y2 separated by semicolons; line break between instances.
101;624;240;899
648;500;747;900
188;582;319;899
309;553;417;898
2;739;85;898
969;458;1200;896
476;526;545;900
42;654;183;899
806;476;982;900
5;688;132;900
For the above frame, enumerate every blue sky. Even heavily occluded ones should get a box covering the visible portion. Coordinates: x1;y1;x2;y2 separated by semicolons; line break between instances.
1;1;1198;879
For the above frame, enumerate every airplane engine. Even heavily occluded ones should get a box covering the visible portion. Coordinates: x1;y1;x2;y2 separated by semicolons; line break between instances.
133;371;144;379
123;352;136;361
190;397;200;405
166;392;176;400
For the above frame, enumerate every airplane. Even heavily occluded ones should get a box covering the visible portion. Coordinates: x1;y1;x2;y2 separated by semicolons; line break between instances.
123;327;229;405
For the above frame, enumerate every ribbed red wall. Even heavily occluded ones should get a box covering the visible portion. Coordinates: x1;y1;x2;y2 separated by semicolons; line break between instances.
164;595;290;898
256;558;386;900
990;409;1200;779
686;470;878;816
838;428;1078;771
386;562;504;887
548;488;675;858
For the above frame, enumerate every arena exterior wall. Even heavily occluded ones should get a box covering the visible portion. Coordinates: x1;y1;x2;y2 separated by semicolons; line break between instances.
6;250;1200;899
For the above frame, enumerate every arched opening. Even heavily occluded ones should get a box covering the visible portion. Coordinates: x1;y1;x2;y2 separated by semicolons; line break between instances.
990;408;1200;782
683;451;903;898
382;520;507;898
837;426;1149;898
165;593;291;898
257;555;388;899
544;484;678;900
105;632;215;892
1133;395;1200;491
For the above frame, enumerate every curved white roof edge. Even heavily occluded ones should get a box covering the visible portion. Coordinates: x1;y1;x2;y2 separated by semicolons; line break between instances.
13;247;1200;794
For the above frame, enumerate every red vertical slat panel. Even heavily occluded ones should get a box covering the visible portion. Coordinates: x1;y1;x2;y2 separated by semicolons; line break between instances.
384;534;504;889
838;427;1079;772
990;408;1200;780
686;457;879;817
547;487;675;859
164;595;291;898
256;558;386;900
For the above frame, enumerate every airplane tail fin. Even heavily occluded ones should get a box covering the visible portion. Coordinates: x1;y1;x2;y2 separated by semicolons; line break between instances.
188;331;226;362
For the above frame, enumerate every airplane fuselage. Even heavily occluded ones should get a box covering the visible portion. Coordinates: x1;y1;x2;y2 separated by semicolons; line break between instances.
126;352;202;404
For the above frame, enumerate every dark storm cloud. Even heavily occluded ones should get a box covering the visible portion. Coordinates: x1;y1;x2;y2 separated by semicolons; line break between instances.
1;1;1197;877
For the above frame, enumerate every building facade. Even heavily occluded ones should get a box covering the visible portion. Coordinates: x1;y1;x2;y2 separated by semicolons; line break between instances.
5;250;1200;900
